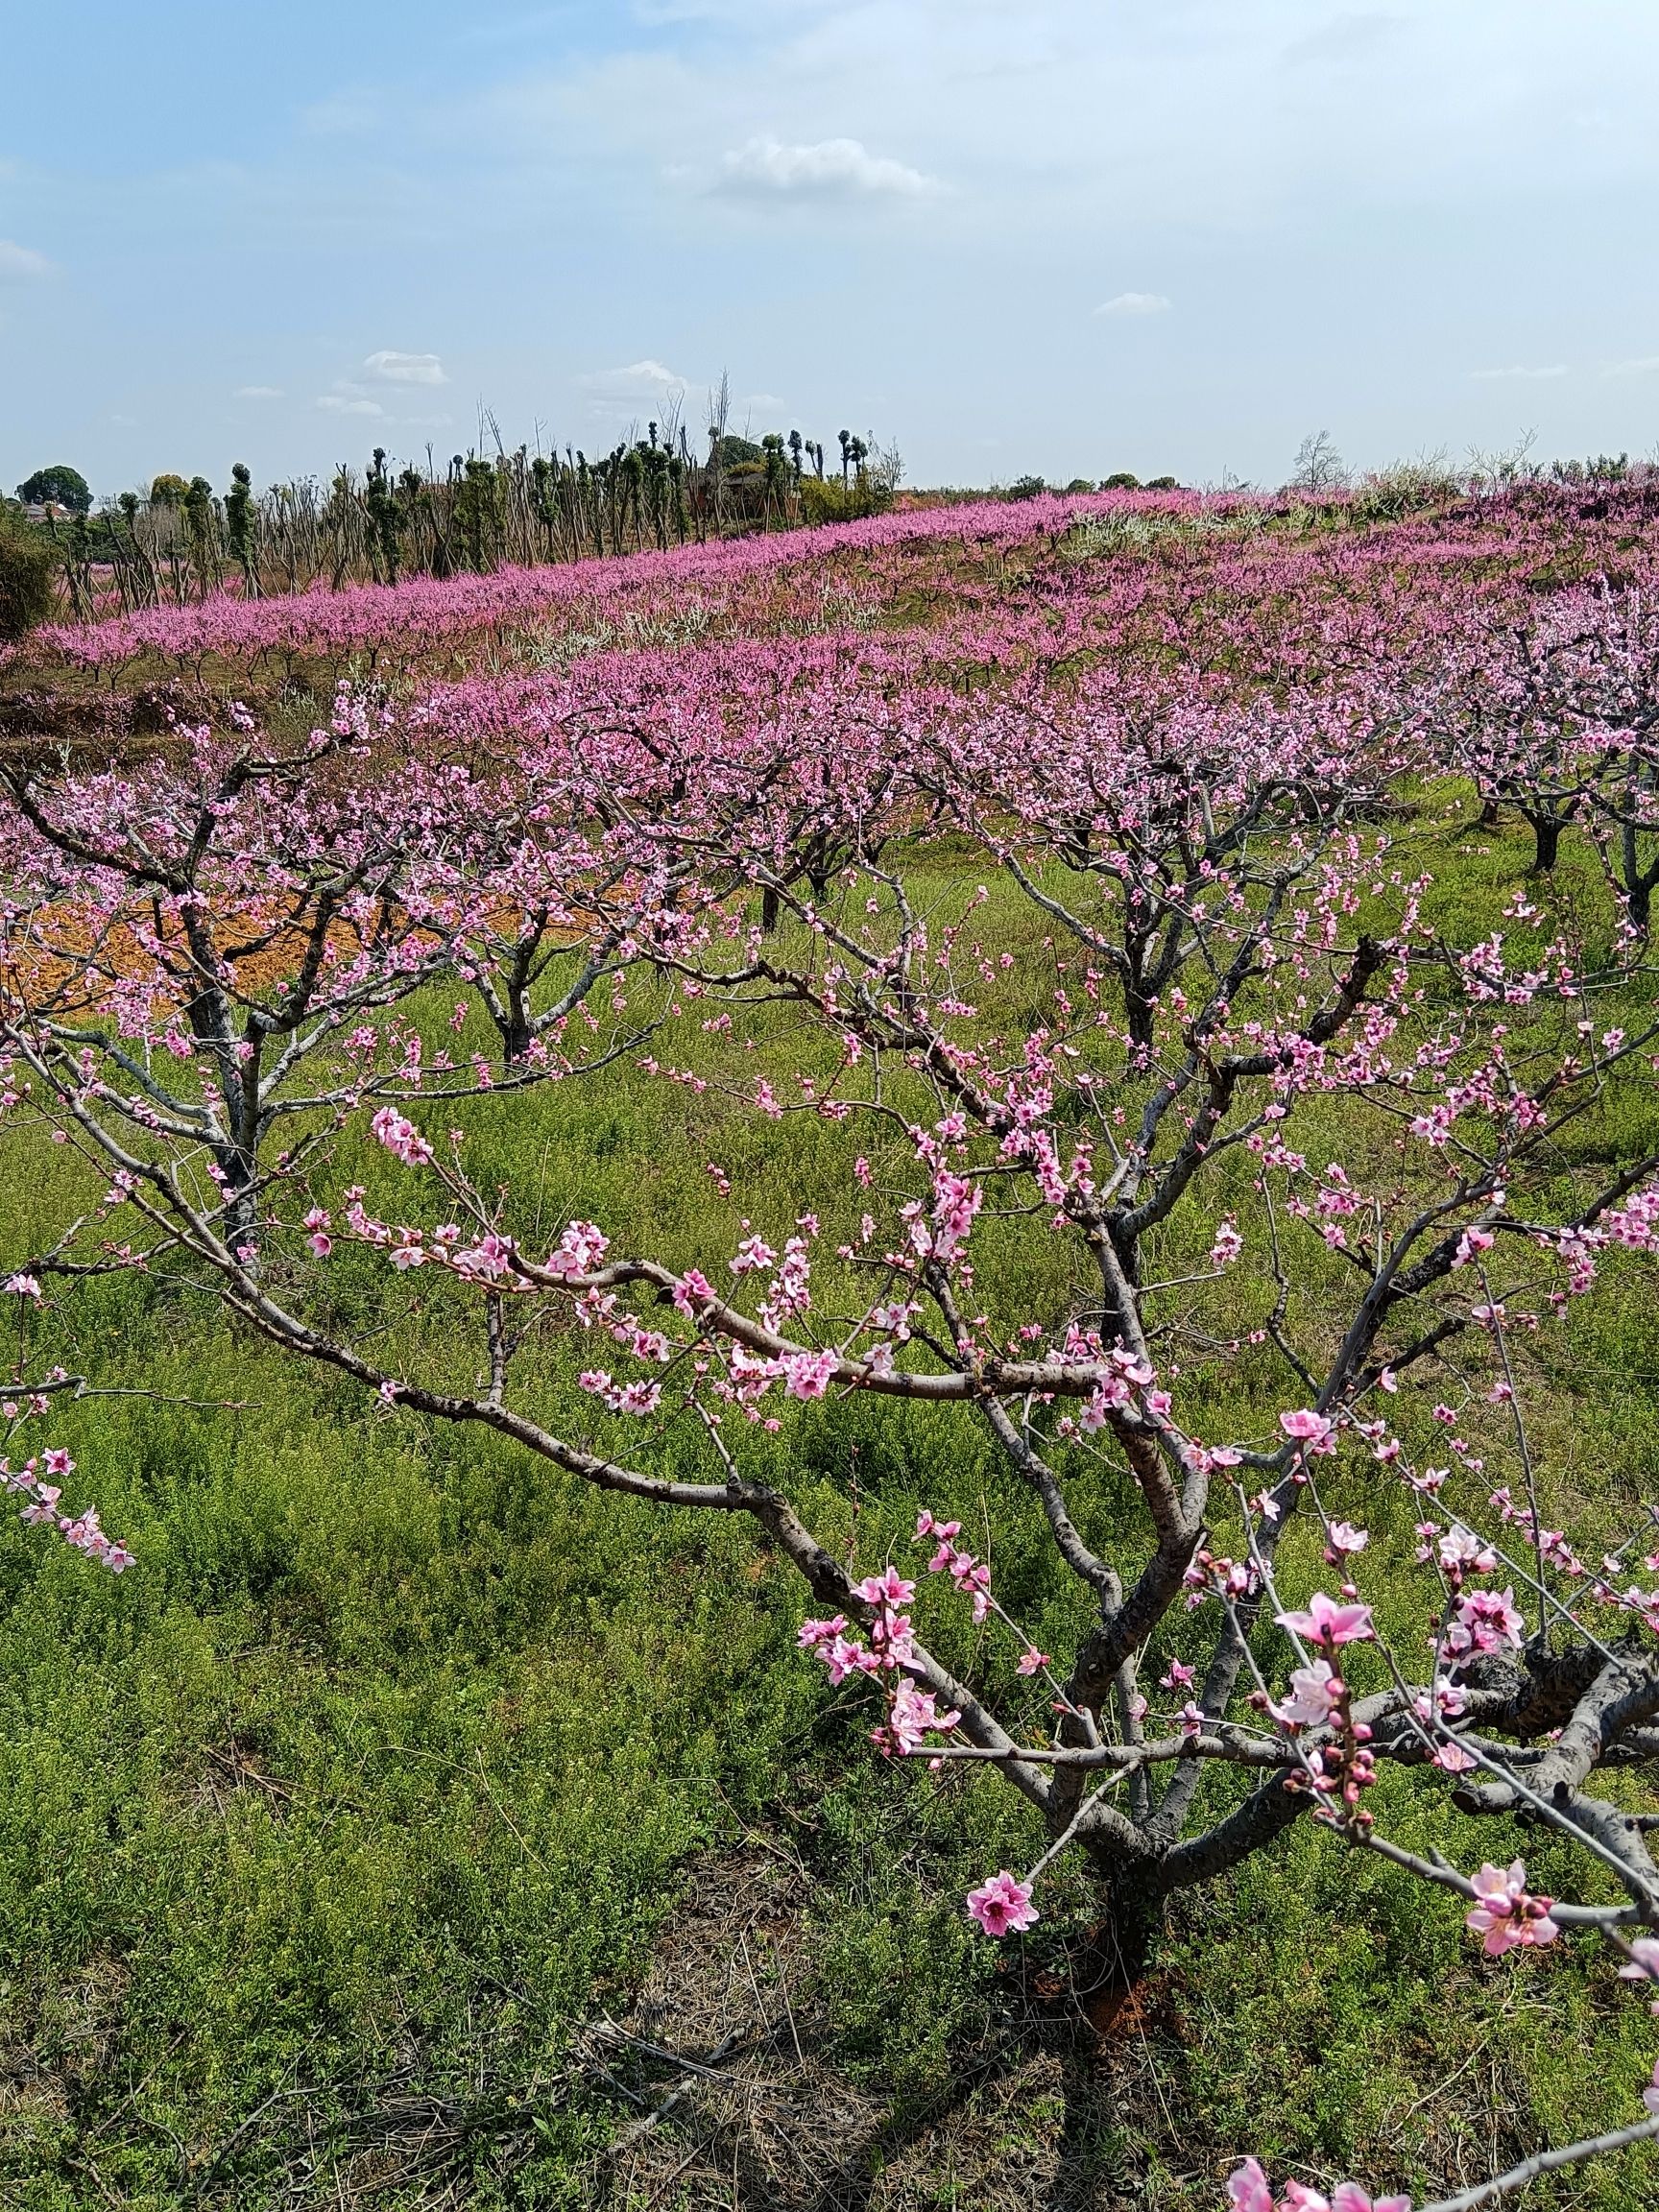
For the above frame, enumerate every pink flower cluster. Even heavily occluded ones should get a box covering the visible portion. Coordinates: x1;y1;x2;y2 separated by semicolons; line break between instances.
966;1872;1039;1937
1228;2162;1408;2212
4;1445;132;1571
915;1509;995;1623
370;1107;434;1166
798;1566;924;1698
1275;1592;1375;1648
1464;1859;1560;1957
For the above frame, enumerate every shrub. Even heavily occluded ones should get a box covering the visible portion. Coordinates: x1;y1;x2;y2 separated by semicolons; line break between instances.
799;478;893;525
1101;471;1141;490
1351;456;1462;523
0;511;56;641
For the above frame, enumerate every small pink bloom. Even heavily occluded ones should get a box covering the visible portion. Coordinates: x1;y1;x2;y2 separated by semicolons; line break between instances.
545;1220;609;1276
1465;1860;1559;1957
919;1515;962;1565
1271;1658;1343;1729
820;1634;868;1685
672;1267;714;1314
888;1679;960;1753
370;1106;433;1166
965;1870;1039;1937
855;1565;917;1608
455;1232;515;1280
1226;2160;1274;2212
784;1349;838;1401
1276;1592;1374;1647
1280;1407;1333;1444
1447;1585;1526;1656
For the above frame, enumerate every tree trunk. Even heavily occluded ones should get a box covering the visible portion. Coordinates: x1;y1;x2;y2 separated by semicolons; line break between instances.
1529;813;1565;872
1069;1866;1167;2031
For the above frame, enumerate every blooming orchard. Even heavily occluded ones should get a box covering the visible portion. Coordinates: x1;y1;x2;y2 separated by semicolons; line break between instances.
6;476;1659;2205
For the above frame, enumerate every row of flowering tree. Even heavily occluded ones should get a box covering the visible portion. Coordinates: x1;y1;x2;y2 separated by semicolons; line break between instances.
14;474;1659;696
2;580;1659;2202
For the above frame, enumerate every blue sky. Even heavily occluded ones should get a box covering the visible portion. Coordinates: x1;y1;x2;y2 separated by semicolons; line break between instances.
4;1;1659;498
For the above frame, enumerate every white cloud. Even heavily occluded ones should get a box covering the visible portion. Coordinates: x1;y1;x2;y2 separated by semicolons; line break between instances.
235;384;284;399
0;239;50;280
575;361;797;430
582;359;706;413
363;349;447;385
1095;292;1171;317
581;358;689;391
712;135;938;201
1600;354;1659;378
317;394;385;416
1469;363;1568;380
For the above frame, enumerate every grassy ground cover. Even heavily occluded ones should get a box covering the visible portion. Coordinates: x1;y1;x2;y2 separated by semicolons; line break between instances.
1;805;1657;2210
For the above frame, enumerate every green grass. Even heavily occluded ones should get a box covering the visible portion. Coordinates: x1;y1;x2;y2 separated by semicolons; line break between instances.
1;815;1657;2207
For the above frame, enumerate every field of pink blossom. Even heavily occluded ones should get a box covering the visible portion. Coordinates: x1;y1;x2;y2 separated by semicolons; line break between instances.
15;477;1651;693
3;480;1659;2208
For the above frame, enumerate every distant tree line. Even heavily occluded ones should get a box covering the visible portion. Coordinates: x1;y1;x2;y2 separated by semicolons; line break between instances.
4;404;906;625
1006;470;1182;499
